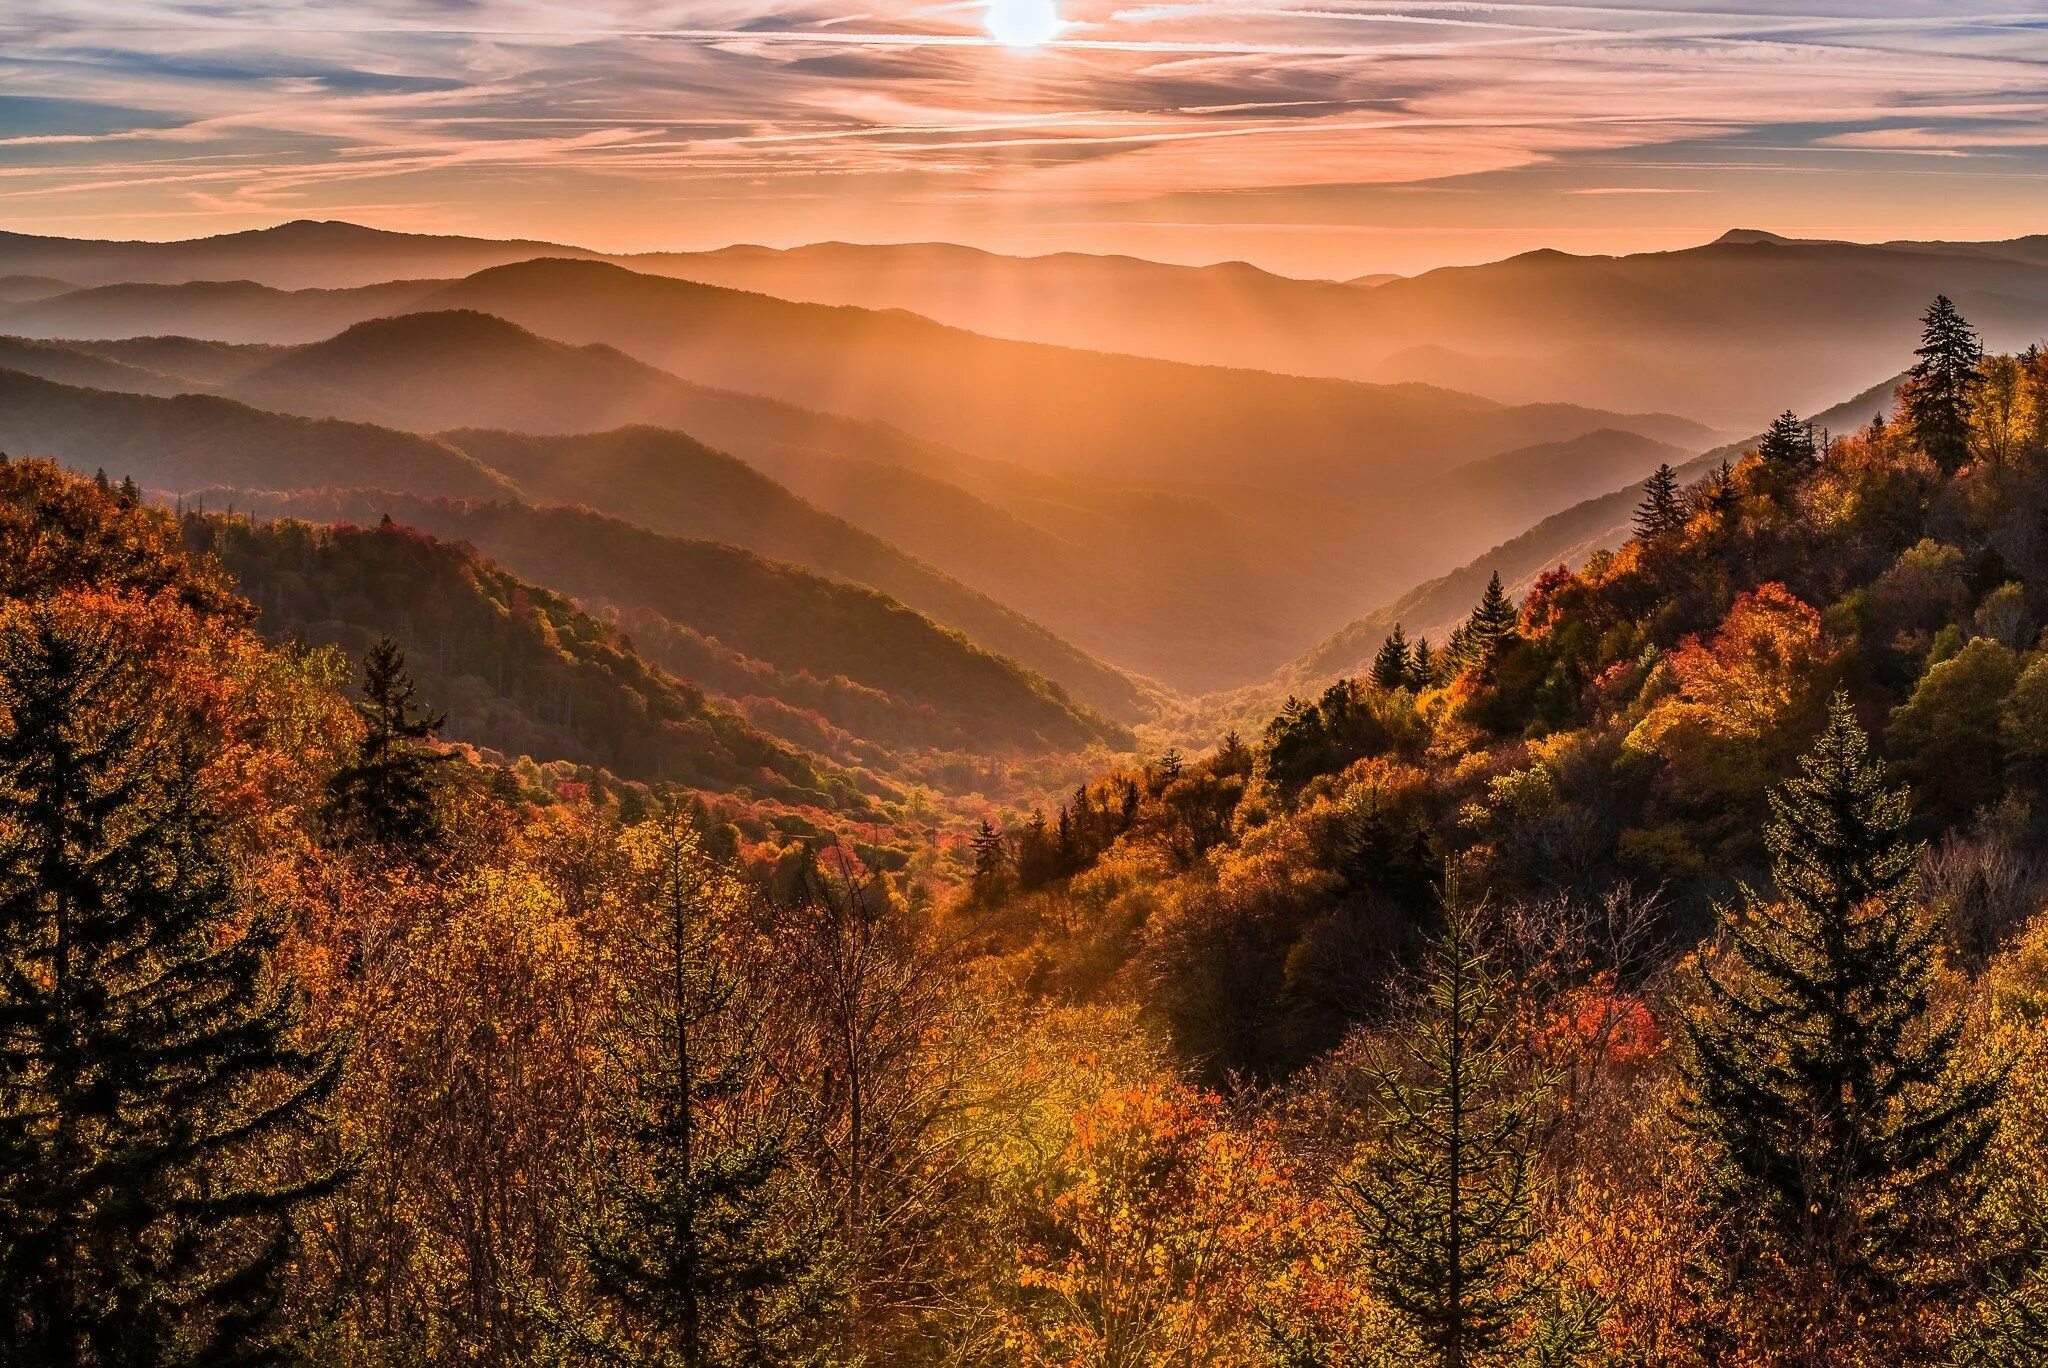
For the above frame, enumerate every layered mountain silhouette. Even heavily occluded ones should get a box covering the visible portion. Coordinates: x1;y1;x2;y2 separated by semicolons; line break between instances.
0;305;1694;689
15;219;2047;430
0;256;1711;497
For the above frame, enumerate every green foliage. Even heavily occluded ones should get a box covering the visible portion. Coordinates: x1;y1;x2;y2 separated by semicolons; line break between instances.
1264;680;1417;799
1906;295;1986;472
0;605;344;1365
560;816;833;1367
1682;695;1999;1351
1632;463;1683;540
1372;624;1413;691
324;635;450;855
206;490;1130;758
1336;878;1552;1368
1888;638;2021;823
1757;411;1818;472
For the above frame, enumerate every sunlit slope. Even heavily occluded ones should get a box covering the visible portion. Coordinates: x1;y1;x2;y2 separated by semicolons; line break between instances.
0;367;517;499
194;487;1130;759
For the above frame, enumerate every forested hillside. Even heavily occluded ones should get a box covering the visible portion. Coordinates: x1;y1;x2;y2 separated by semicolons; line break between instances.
196;487;1128;763
0;367;517;498
14;258;2048;1364
185;511;874;810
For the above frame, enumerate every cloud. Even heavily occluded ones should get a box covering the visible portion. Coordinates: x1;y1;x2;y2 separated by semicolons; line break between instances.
3;0;2047;270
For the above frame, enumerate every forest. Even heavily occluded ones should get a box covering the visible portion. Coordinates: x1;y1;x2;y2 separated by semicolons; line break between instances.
9;296;2048;1368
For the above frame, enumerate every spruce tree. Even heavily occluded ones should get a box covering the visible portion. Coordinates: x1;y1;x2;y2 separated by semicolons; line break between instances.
0;606;344;1364
1758;411;1818;470
1373;624;1413;690
565;814;831;1366
1706;460;1739;520
1682;694;1999;1355
969;819;1006;890
1633;463;1683;539
1460;574;1519;677
1410;636;1435;689
323;636;447;854
1905;295;1985;472
1337;875;1554;1368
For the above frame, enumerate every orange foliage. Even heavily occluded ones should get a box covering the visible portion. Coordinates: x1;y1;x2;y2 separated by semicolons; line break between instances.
1632;583;1826;755
1006;1079;1333;1365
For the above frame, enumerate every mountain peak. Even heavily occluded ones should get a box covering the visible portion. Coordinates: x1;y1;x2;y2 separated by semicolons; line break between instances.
1713;228;1797;246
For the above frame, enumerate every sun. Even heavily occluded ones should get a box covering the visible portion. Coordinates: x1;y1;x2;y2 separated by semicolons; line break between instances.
985;0;1065;48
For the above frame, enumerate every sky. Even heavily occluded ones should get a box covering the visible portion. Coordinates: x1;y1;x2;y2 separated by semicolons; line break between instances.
3;2;2048;278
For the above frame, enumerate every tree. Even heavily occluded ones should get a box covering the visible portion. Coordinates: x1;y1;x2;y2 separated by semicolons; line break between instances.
563;814;831;1366
1887;637;2020;824
323;635;448;853
1410;637;1436;689
1706;460;1739;520
780;862;974;1357
1336;874;1558;1368
1681;695;2000;1361
1758;411;1818;471
1905;295;1985;472
1633;463;1683;539
969;819;1007;892
1373;624;1413;690
0;601;344;1364
1459;574;1520;678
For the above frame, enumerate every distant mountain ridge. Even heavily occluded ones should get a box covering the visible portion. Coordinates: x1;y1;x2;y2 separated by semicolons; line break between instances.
11;219;2048;429
0;286;1712;688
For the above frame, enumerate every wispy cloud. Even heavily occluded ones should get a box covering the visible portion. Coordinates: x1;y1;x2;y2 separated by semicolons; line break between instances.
2;0;2045;273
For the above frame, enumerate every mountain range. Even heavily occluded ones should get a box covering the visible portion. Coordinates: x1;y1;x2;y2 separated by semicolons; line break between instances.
11;220;2048;427
1;217;2026;793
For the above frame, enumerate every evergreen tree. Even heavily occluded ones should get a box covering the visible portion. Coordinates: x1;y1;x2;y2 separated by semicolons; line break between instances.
0;605;344;1364
1373;624;1413;690
1633;463;1684;539
969;819;1006;890
1706;460;1739;520
1410;636;1435;689
1758;411;1818;470
1016;809;1054;888
1337;874;1554;1368
1905;295;1985;472
565;813;832;1366
1682;695;1999;1356
1459;574;1519;677
323;636;448;853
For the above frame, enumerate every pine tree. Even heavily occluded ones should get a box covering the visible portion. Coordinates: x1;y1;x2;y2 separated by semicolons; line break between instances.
1337;874;1553;1368
1905;295;1985;472
1682;695;1999;1355
565;813;832;1366
1373;624;1413;690
323;635;448;853
1758;411;1818;470
969;819;1006;890
1410;636;1435;689
1706;460;1739;520
1458;573;1519;678
1633;463;1683;539
0;605;344;1364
